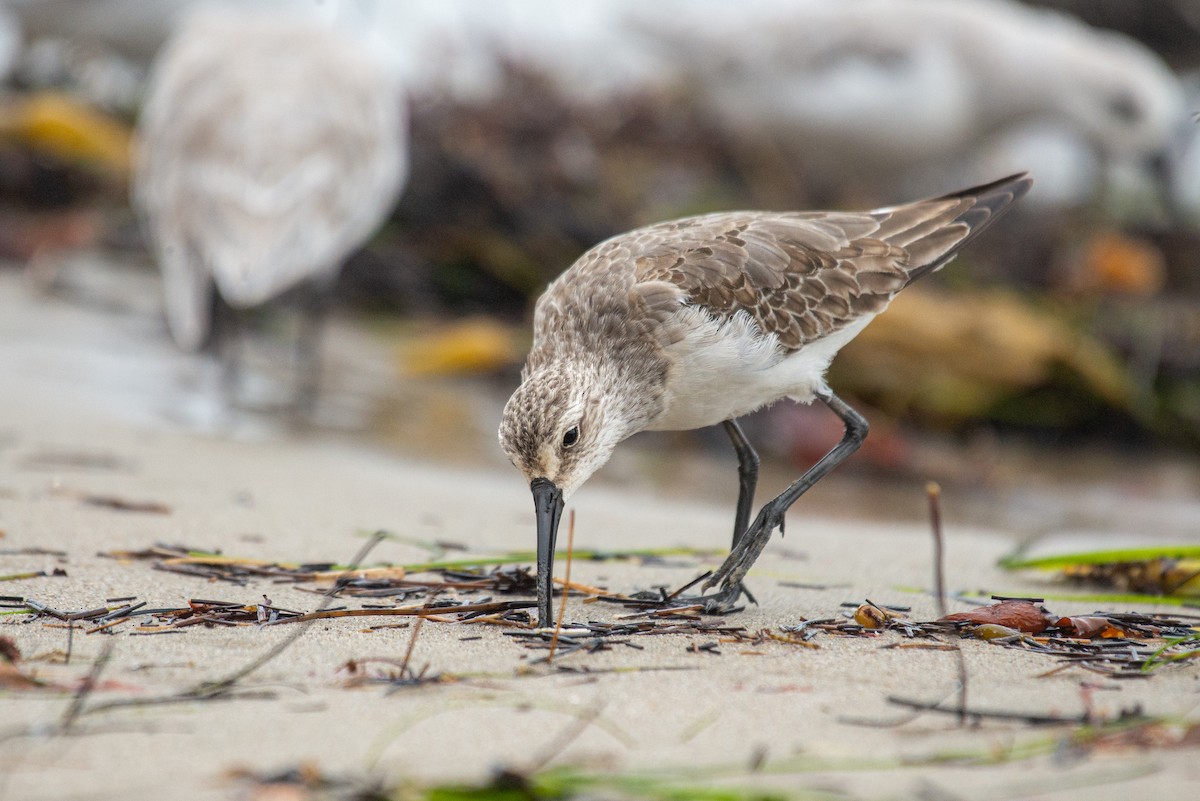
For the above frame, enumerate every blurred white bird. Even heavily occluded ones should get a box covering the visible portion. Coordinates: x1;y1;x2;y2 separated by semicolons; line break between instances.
134;2;407;407
667;0;1183;205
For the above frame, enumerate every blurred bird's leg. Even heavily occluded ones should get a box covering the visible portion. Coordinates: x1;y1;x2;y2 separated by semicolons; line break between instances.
213;297;246;409
293;275;335;417
701;391;868;610
721;419;759;549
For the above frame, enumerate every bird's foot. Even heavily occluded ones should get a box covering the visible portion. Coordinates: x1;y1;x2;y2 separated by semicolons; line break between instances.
671;580;755;615
703;504;786;593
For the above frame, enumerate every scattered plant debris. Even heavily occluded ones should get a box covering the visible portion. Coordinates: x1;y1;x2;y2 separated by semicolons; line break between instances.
36;541;1189;680
99;541;714;589
935;598;1200;677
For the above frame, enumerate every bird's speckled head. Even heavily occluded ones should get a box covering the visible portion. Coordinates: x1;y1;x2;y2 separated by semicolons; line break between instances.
498;363;629;500
499;333;667;625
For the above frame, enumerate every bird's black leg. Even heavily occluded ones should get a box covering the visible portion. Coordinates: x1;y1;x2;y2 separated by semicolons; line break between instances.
721;418;759;549
703;390;869;601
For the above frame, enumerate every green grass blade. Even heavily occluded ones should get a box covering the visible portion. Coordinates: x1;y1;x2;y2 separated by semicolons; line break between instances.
1000;544;1200;570
1140;632;1200;673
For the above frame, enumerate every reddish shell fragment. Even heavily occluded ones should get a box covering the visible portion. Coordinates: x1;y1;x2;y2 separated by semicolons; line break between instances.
940;600;1054;635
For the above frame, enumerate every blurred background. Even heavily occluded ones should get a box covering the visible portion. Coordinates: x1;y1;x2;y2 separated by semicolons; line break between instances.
1;0;1199;543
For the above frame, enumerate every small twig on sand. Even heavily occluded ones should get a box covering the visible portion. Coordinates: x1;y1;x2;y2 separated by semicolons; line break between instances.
60;642;114;734
928;482;968;726
665;570;712;602
927;482;947;619
886;695;1147;727
837;688;959;729
547;510;576;664
399;616;424;680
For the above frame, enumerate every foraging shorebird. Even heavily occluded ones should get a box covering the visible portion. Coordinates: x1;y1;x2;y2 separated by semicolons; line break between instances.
500;173;1032;623
134;4;407;406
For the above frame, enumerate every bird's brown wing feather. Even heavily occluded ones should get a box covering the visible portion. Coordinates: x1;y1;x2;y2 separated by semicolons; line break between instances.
626;173;1031;351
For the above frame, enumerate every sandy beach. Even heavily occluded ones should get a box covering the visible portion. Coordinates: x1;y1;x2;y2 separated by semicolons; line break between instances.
2;263;1198;801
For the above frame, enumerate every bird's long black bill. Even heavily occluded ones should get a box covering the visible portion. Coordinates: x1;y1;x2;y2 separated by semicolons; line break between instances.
531;477;564;627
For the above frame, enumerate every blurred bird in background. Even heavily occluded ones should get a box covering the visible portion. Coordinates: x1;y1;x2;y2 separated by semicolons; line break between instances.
133;1;408;412
666;0;1182;210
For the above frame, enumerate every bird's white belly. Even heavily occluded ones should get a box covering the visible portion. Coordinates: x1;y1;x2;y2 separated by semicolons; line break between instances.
646;308;875;432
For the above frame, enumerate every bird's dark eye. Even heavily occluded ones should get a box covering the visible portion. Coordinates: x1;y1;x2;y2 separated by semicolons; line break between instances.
562;426;580;449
